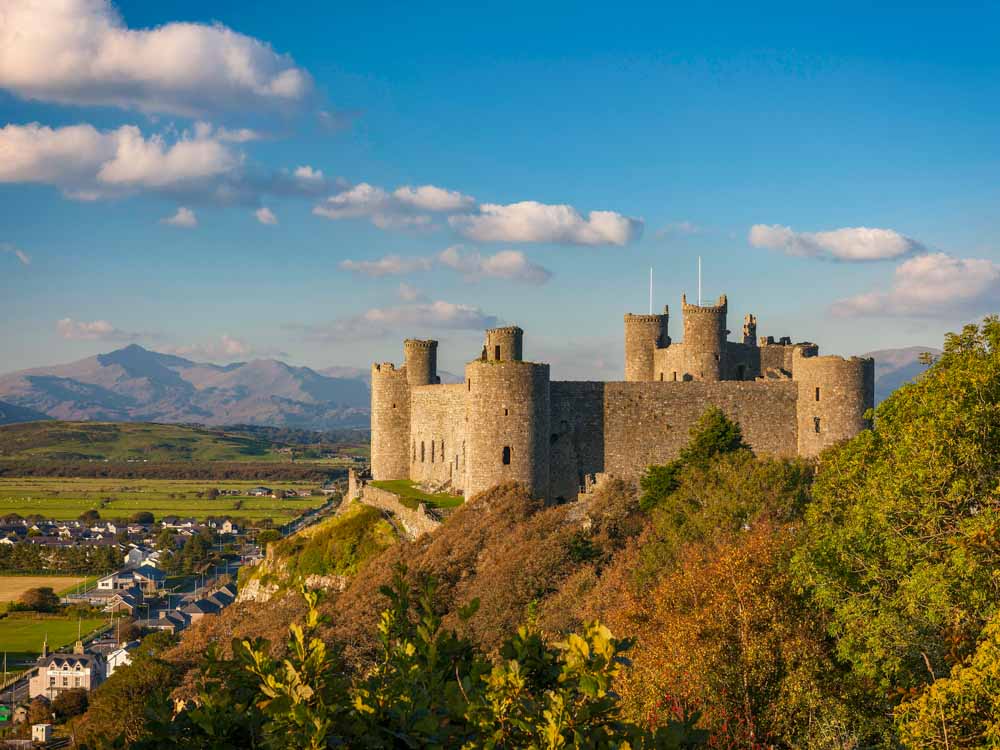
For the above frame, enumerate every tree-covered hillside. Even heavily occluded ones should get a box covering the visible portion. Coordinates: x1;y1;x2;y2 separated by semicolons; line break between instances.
65;318;1000;748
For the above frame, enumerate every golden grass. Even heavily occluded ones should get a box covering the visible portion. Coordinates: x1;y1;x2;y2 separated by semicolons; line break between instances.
0;575;88;602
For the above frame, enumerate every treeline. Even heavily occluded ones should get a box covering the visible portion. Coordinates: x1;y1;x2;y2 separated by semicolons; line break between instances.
0;541;120;575
0;460;345;482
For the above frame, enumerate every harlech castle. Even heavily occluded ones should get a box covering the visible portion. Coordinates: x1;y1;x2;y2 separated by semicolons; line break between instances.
370;293;874;502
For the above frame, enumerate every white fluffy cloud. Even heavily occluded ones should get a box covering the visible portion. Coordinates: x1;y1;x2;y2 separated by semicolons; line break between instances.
437;246;551;284
397;282;427;302
339;255;434;277
255;207;278;225
161;207;197;228
56;318;144;342
449;201;643;246
393;185;475;212
299;300;499;341
313;182;474;231
0;243;31;265
832;253;1000;317
749;224;923;262
0;122;240;199
339;246;552;284
0;0;312;117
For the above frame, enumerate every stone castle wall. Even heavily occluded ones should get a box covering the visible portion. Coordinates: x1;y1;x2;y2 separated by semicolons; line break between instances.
624;311;669;382
370;363;410;480
548;380;798;494
681;295;728;381
464;360;550;500
793;350;874;457
361;485;441;539
371;291;873;503
409;383;467;488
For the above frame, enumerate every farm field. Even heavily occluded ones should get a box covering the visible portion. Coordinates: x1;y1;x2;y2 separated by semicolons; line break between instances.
0;614;107;662
0;478;328;521
0;575;90;603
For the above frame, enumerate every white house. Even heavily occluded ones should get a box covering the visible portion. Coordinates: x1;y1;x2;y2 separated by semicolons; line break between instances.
105;641;139;678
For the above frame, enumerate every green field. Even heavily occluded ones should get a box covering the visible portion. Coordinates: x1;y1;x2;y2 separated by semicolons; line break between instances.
368;479;464;509
0;614;107;662
0;478;327;521
0;422;288;462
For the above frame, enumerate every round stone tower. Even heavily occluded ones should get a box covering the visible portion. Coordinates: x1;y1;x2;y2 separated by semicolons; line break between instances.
793;349;874;458
624;308;669;382
483;326;524;362
369;362;411;480
682;294;728;381
404;339;438;386
463;359;550;501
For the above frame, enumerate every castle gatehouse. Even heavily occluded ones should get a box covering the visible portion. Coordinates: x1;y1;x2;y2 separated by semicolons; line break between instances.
370;294;874;502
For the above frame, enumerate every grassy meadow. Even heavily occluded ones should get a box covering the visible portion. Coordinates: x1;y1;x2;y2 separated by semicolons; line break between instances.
368;479;464;509
0;478;328;521
0;613;108;662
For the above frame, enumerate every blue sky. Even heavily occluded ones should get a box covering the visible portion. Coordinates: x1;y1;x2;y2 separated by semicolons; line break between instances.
2;0;999;379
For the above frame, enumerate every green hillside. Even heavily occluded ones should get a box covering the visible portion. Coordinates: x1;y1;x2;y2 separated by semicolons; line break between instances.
0;421;287;462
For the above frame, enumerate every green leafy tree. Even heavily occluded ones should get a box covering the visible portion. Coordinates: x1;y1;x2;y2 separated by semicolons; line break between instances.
794;318;1000;694
639;408;749;511
16;586;61;613
896;613;1000;748
115;568;705;749
52;688;89;721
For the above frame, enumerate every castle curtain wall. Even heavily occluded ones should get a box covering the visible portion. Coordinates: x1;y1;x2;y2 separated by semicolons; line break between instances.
409;384;467;489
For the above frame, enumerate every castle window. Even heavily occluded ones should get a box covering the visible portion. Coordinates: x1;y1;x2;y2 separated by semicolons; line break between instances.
467;378;471;391
672;371;677;381
441;440;445;460
815;387;821;401
495;345;501;360
421;441;425;462
391;403;396;409
814;417;821;433
503;407;509;416
659;372;663;381
412;441;416;461
431;441;435;463
502;446;511;465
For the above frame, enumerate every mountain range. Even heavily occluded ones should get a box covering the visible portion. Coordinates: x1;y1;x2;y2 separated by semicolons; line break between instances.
0;344;938;429
0;345;370;430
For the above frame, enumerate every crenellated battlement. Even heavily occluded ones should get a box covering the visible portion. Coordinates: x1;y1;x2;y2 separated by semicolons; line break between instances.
404;339;438;351
370;289;873;502
681;293;728;313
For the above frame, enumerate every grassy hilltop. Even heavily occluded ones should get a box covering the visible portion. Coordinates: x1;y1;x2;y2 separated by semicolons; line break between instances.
0;421;288;462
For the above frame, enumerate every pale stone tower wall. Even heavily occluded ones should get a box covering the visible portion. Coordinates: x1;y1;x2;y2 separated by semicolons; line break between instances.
463;359;550;500
483;326;524;362
370;362;411;480
793;349;874;457
404;339;438;386
681;294;728;381
624;309;669;382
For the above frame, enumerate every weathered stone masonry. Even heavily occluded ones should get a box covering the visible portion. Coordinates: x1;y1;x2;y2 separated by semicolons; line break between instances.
370;294;874;502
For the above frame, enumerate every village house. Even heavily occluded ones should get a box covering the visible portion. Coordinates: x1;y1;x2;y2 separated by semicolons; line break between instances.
29;640;104;700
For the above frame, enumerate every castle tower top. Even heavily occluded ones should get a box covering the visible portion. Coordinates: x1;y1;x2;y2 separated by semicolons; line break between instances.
681;293;728;381
404;339;438;386
483;326;523;362
682;293;728;313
